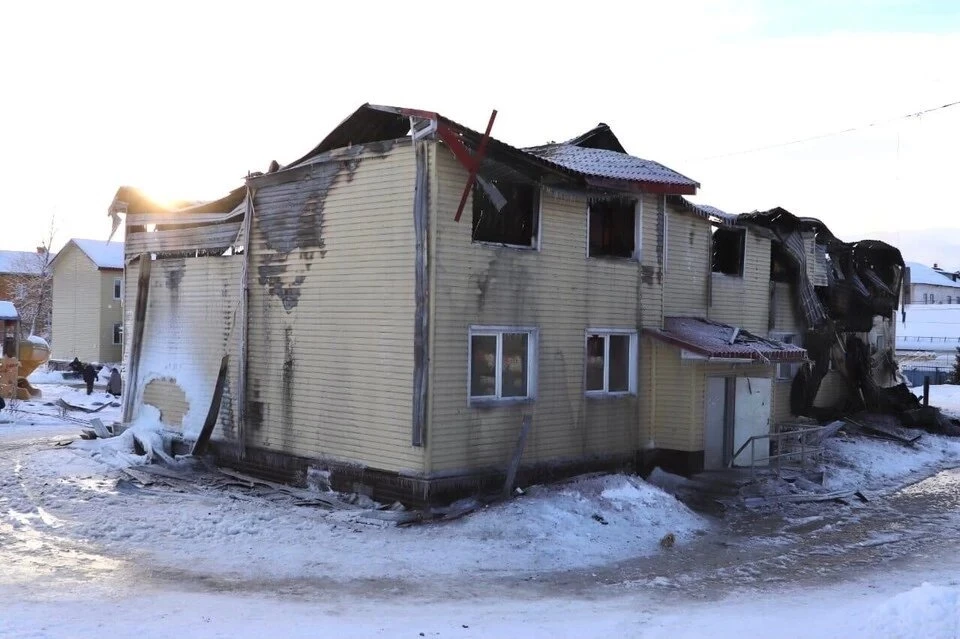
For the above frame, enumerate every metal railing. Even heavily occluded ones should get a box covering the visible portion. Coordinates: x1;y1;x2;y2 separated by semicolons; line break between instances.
729;424;826;478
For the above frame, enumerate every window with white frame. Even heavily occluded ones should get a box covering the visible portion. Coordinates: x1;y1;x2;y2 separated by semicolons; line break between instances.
469;327;537;402
113;277;122;300
585;330;638;395
112;322;123;345
773;333;801;380
588;198;638;259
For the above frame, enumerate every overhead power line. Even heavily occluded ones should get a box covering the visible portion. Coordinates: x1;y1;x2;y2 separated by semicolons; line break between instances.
694;98;960;161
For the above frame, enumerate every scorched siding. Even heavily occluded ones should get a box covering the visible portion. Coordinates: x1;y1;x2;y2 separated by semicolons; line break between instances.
98;269;123;362
708;229;771;335
427;145;641;474
131;256;241;439
52;244;101;362
246;143;423;472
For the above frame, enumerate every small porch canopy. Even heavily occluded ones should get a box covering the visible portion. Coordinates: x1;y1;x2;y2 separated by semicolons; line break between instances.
645;317;807;362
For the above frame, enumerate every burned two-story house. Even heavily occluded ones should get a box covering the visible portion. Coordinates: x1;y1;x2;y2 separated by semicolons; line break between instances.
111;104;904;502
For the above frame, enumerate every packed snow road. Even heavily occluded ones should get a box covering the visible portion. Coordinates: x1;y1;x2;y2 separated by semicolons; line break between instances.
3;383;960;637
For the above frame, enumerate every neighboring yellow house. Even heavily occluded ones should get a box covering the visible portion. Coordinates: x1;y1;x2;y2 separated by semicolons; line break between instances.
111;104;905;503
51;239;125;363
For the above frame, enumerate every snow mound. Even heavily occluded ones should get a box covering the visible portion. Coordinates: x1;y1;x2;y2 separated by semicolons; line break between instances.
71;405;174;469
865;583;960;639
27;366;66;384
452;474;706;563
823;432;960;492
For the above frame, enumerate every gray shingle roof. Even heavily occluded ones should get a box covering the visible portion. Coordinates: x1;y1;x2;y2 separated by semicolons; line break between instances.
523;143;699;189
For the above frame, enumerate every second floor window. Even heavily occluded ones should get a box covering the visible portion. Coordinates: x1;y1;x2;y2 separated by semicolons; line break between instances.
472;178;539;248
113;277;123;300
712;226;745;276
589;198;637;258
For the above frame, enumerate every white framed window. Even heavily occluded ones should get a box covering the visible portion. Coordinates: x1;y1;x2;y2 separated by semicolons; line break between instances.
468;326;538;403
112;322;123;345
113;277;123;300
772;332;801;380
587;198;640;260
584;330;638;396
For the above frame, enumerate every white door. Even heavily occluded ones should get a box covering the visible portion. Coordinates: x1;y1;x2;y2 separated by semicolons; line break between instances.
704;377;727;470
732;377;772;467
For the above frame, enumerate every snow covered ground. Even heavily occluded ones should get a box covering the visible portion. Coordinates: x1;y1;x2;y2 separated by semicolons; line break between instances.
5;382;960;637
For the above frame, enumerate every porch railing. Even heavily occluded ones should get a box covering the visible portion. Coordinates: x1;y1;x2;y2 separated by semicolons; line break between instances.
728;423;827;477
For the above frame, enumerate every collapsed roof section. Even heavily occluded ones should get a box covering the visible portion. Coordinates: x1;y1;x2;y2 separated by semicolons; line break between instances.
110;186;247;260
281;103;700;197
738;207;904;333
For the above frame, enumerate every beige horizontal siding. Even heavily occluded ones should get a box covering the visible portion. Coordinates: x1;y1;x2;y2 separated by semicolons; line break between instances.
771;380;794;425
650;342;698;451
51;244;101;362
427;146;643;473
246;144;423;473
708;229;771;335
98;270;123;363
639;193;664;329
663;206;711;318
770;281;803;335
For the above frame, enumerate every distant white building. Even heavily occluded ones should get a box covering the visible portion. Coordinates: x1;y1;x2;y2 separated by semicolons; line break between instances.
905;261;960;304
896;302;960;385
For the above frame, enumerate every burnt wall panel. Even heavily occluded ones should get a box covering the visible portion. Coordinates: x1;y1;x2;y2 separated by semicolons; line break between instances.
245;143;424;473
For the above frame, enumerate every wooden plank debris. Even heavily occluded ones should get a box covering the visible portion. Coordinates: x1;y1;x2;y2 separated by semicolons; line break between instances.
502;415;532;499
845;417;922;446
89;418;112;439
122;254;152;424
217;467;356;510
744;489;859;508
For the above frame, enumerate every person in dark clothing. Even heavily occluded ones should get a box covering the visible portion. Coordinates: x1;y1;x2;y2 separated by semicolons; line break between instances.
107;368;122;396
82;364;97;395
69;357;84;375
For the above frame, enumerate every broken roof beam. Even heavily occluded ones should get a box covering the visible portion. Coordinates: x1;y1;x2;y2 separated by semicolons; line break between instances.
435;109;498;223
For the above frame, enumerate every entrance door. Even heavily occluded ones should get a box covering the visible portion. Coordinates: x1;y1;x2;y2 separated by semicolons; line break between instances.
732;377;772;467
704;377;728;470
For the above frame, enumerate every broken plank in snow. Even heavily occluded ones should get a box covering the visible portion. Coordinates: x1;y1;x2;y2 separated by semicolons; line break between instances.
216;467;357;510
744;490;858;508
90;418;112;439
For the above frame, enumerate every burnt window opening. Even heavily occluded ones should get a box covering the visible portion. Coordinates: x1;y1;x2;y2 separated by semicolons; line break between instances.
471;178;539;248
712;226;745;276
589;198;636;258
770;241;795;283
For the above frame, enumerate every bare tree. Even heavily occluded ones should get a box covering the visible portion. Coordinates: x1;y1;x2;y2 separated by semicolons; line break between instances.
8;216;57;340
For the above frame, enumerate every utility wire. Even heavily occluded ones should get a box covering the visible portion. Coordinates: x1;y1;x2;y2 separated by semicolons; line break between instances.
693;98;960;161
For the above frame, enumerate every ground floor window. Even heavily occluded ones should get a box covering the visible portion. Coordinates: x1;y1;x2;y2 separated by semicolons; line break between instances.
772;333;801;380
113;322;123;345
585;330;637;395
469;327;537;402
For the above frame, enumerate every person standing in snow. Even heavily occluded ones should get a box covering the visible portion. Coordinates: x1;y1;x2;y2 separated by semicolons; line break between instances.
82;363;97;395
107;368;122;396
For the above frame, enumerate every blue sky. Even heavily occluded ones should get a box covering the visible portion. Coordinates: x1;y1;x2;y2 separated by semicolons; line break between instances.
747;0;960;35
